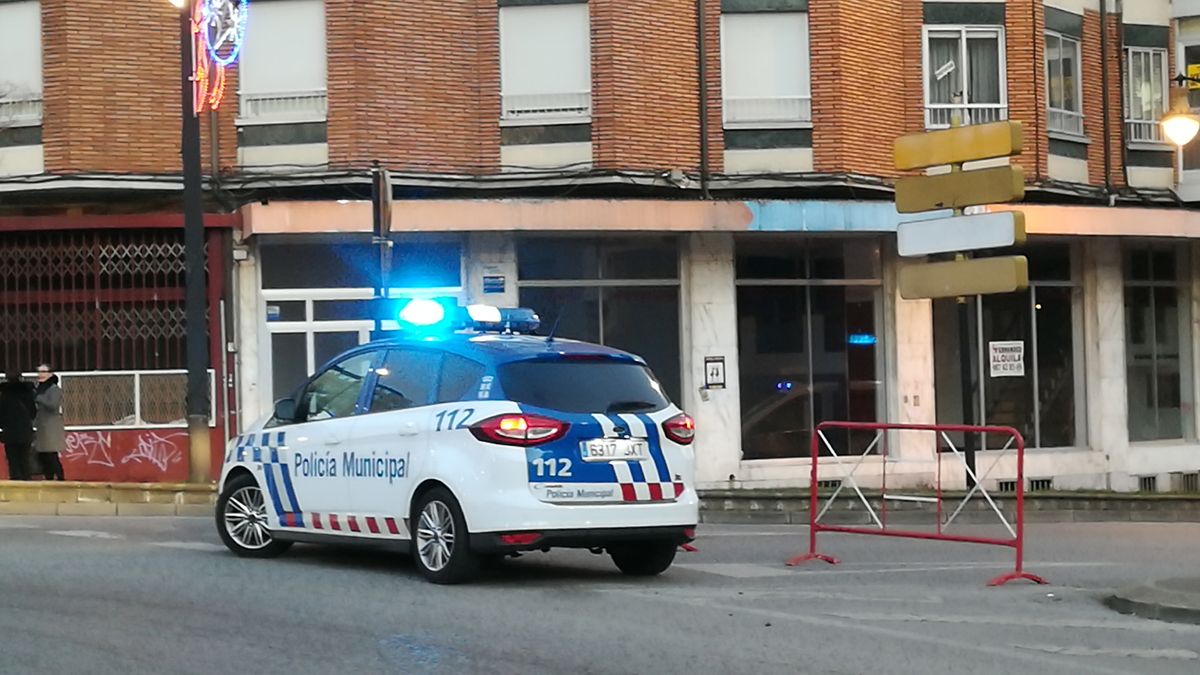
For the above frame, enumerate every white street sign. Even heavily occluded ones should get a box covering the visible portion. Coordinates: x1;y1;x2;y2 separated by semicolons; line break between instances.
898;212;1024;258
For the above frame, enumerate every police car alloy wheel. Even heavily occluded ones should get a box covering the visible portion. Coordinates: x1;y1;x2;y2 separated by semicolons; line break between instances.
216;473;293;558
608;541;678;576
412;487;479;584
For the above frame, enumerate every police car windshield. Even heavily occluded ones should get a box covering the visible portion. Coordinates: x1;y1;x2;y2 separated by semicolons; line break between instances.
498;359;671;414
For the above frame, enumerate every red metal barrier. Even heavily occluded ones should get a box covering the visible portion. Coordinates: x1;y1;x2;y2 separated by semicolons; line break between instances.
786;421;1047;587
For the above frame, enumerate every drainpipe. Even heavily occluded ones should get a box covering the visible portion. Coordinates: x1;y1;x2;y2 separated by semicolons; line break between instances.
1116;0;1131;194
696;0;711;199
1101;0;1113;199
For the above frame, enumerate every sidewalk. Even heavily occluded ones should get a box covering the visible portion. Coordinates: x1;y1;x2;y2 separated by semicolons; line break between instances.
1106;578;1200;625
699;488;1200;524
0;480;214;516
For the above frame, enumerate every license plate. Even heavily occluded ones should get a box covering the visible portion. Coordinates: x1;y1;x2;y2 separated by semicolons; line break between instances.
580;439;649;462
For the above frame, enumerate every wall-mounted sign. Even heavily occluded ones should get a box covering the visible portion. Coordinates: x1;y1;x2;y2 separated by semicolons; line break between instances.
704;356;726;389
989;341;1025;378
266;305;281;322
482;275;506;294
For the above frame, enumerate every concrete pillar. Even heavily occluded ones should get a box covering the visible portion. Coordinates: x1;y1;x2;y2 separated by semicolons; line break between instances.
235;245;264;428
885;247;937;461
1083;238;1131;490
465;233;519;308
681;233;742;487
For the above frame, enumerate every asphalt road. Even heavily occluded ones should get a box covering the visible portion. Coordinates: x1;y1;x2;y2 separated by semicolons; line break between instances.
1;517;1197;675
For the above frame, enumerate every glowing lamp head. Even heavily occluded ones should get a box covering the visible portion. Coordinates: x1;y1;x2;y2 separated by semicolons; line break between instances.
398;299;446;327
1163;112;1200;147
466;304;503;324
1162;85;1200;147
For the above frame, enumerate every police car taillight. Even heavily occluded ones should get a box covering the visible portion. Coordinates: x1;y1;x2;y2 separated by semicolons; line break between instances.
470;414;569;446
662;413;695;445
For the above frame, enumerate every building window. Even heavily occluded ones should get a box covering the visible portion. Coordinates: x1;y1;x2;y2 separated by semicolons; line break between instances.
933;244;1086;450
0;0;42;150
923;26;1006;129
1125;47;1168;144
238;0;328;128
736;238;883;460
499;3;592;125
1125;245;1195;442
259;237;464;403
516;237;680;401
1046;31;1084;136
720;12;811;128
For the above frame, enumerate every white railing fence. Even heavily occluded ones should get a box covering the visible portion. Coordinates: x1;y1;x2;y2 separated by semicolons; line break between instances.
238;90;328;126
924;104;1008;129
0;97;43;128
723;96;812;127
501;92;592;124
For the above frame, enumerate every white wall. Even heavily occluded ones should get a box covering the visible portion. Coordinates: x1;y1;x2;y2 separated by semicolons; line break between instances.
464;233;519;309
500;143;592;172
239;143;329;170
1048;155;1090;183
724;149;814;174
0;145;43;177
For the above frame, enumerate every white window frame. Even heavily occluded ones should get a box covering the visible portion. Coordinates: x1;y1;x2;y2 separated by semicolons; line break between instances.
921;25;1009;129
0;0;43;128
1045;30;1085;136
1124;46;1170;144
236;0;329;127
499;4;592;126
719;12;813;129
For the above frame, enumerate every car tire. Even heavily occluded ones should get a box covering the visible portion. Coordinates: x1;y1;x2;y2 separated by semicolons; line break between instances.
215;473;293;558
609;541;678;576
411;487;479;584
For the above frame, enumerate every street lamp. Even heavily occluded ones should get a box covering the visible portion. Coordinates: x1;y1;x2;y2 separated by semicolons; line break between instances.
171;0;212;483
1161;73;1200;147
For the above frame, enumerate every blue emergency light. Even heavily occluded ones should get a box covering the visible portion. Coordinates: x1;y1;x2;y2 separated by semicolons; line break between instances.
392;299;541;335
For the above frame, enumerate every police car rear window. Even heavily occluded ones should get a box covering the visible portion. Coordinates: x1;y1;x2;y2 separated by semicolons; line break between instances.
497;360;671;414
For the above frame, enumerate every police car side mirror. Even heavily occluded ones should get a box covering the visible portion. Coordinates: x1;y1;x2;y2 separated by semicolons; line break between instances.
273;398;298;424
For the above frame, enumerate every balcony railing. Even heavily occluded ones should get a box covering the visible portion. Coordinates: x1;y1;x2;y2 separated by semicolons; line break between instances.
1048;108;1085;136
924;103;1007;129
723;96;812;128
0;97;43;128
238;90;328;126
1126;119;1165;144
501;92;592;125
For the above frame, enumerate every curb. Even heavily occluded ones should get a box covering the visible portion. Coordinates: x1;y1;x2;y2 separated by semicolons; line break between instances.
0;480;216;516
1104;579;1200;625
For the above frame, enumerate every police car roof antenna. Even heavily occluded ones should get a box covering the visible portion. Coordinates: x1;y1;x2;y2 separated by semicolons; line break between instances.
545;312;563;344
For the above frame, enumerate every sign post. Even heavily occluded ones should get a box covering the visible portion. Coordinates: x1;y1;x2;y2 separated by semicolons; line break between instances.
371;161;393;336
893;119;1028;486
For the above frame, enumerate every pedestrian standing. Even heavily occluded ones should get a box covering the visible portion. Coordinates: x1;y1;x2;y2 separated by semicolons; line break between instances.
0;369;36;481
33;364;66;481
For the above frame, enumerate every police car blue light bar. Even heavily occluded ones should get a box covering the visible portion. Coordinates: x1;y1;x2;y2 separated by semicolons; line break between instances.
391;300;540;335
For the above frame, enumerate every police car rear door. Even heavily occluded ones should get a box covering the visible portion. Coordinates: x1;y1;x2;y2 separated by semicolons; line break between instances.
347;347;440;538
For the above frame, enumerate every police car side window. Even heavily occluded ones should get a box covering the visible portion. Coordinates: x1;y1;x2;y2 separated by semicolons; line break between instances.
438;354;486;403
369;349;440;413
296;352;376;423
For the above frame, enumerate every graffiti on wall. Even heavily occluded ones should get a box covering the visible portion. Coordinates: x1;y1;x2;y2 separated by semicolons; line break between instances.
58;430;189;482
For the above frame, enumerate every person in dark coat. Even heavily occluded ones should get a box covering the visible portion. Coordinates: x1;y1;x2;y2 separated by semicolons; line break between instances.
33;364;66;481
0;369;37;481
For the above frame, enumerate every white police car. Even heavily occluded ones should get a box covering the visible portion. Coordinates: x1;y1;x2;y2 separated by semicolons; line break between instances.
215;301;698;583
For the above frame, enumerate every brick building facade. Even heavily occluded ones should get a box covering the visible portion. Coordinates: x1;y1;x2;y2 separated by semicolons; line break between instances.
2;0;1200;492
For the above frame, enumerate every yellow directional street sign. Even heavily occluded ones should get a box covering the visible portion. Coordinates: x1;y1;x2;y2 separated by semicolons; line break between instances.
895;164;1025;213
898;256;1029;300
894;121;1023;171
893;120;1027;299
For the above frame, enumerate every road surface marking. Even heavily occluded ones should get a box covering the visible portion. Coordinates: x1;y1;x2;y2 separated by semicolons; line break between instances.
674;563;795;578
605;589;1134;675
1015;644;1199;660
46;530;122;539
0;522;37;529
151;541;225;552
824;610;1200;634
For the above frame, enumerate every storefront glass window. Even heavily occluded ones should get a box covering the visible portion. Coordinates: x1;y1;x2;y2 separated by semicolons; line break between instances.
933;243;1084;449
516;237;681;402
736;238;883;460
1125;245;1194;442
